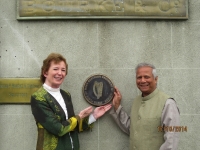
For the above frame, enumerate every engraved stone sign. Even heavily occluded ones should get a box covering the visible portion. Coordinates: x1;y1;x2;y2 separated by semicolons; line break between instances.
83;74;114;106
0;78;41;104
17;0;188;20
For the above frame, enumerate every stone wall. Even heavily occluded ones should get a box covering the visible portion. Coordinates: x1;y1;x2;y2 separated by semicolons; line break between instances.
0;0;199;149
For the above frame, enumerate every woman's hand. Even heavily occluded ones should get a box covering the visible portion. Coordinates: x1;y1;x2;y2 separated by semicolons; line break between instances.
79;106;93;119
93;104;112;119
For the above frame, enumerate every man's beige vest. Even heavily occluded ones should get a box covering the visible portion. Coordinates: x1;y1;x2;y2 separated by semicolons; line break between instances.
130;88;170;150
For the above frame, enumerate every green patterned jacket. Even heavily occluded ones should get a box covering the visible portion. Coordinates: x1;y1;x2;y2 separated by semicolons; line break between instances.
31;87;93;150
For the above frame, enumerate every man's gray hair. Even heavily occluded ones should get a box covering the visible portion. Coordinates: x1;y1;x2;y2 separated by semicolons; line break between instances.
135;62;157;78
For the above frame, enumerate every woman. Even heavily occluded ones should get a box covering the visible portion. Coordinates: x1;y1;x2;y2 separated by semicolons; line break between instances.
31;53;111;150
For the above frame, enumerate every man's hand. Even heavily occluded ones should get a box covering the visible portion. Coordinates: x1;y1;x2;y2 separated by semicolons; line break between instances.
79;106;93;119
93;104;112;119
112;87;122;111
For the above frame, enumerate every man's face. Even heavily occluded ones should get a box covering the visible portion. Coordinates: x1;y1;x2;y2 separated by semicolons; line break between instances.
136;66;158;97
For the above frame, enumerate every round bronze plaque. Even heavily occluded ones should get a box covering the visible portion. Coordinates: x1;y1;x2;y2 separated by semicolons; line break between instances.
83;74;114;106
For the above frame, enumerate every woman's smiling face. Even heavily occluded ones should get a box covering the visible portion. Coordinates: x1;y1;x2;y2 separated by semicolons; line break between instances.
44;61;67;88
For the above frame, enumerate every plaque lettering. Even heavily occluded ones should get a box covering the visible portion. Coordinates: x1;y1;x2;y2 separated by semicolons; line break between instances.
0;78;41;104
17;0;188;19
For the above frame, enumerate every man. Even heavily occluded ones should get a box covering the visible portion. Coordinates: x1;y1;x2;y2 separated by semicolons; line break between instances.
110;62;180;150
